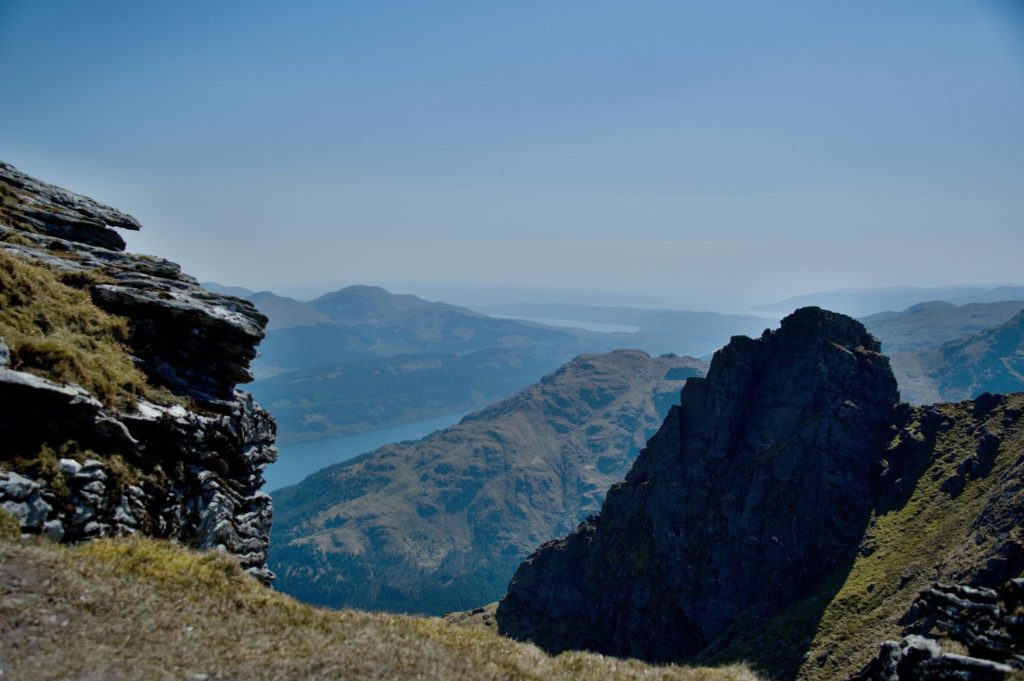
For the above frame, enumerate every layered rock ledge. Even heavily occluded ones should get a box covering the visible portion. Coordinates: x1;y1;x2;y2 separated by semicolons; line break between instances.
0;161;277;582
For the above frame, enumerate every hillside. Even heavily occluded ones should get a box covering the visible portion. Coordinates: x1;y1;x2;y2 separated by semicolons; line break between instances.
861;300;1024;352
496;308;1024;680
890;309;1024;404
0;533;759;681
270;350;707;614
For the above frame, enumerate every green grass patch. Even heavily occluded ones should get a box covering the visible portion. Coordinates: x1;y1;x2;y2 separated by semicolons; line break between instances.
0;248;174;408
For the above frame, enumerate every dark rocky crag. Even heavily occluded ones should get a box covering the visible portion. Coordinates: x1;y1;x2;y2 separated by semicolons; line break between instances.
0;161;278;582
496;308;1024;679
497;308;899;660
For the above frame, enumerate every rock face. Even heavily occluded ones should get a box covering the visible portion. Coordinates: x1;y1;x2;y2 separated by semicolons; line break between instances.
0;161;277;582
497;308;900;660
270;350;706;614
851;581;1024;680
0;161;140;250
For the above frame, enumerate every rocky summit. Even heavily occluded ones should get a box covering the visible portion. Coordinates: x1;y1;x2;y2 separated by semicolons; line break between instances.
0;162;277;582
496;308;1024;679
497;308;899;660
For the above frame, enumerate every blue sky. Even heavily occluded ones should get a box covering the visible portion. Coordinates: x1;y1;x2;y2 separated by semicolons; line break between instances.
1;1;1022;308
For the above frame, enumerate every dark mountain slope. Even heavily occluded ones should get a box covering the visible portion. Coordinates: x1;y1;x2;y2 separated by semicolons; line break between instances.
270;350;707;615
496;308;1024;679
861;300;1023;352
890;309;1024;404
497;308;898;663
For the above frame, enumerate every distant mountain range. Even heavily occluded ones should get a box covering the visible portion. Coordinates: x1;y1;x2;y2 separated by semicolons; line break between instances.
213;284;621;442
478;302;774;357
889;309;1024;404
269;350;707;615
756;285;1024;317
204;283;769;443
206;280;1024;439
860;300;1024;353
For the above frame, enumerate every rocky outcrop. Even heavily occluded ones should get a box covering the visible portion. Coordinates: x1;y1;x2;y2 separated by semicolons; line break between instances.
497;308;900;660
851;581;1024;680
0;161;140;250
0;161;277;582
0;218;266;402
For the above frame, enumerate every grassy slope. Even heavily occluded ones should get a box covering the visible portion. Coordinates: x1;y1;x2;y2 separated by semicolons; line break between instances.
0;534;759;681
700;394;1024;680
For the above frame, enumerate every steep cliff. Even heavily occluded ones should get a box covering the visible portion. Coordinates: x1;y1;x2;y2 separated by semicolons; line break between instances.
271;350;706;614
0;161;278;582
496;308;1024;679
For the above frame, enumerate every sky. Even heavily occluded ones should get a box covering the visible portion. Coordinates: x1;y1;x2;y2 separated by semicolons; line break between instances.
1;1;1022;310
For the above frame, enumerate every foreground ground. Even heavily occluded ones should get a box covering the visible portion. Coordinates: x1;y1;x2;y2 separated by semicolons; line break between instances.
0;533;759;681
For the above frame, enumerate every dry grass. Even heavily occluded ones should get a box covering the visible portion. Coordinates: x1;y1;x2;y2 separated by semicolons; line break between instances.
0;509;20;540
0;536;761;681
0;248;174;408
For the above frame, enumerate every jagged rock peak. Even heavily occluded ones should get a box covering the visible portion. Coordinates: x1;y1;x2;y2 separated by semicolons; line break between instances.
0;161;141;251
771;305;882;352
497;307;900;662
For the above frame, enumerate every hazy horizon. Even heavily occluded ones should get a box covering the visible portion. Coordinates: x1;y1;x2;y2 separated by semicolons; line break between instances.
2;1;1022;310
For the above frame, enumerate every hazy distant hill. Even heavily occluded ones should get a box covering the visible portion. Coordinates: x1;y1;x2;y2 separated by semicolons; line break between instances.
479;302;773;357
270;350;707;615
861;300;1024;352
240;285;634;442
201;281;257;298
305;285;589;355
247;291;333;331
757;285;1024;317
890;309;1024;404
